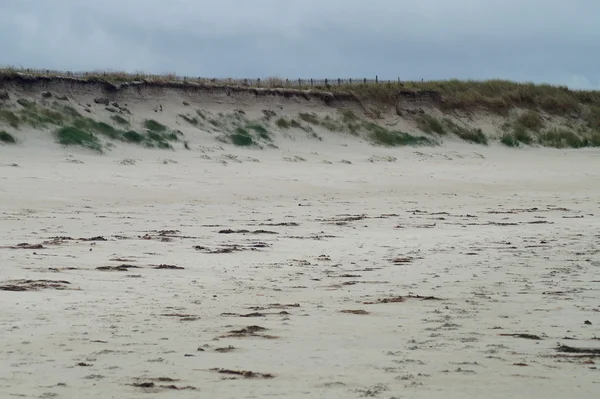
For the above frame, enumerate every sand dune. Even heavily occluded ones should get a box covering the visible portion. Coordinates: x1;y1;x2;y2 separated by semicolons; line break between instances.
1;76;599;398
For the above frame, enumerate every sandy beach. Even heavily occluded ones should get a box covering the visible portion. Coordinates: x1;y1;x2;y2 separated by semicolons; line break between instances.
0;73;599;398
1;137;599;398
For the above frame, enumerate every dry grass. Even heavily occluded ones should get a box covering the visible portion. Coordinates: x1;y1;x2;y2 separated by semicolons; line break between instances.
2;68;599;116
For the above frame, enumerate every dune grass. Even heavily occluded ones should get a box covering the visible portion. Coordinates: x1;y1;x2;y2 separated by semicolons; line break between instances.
55;126;102;152
417;114;445;135
0;130;16;144
539;129;588;148
515;110;544;132
3;67;600;116
363;122;432;147
415;116;488;144
500;133;520;147
230;127;255;146
144;119;167;132
122;130;144;143
178;114;199;126
0;109;20;128
246;123;271;140
110;114;129;126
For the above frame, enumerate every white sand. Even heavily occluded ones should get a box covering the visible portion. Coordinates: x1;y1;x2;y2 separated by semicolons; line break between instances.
1;88;599;398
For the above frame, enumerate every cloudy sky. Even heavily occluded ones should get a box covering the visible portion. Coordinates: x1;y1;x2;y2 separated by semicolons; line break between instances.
1;0;598;88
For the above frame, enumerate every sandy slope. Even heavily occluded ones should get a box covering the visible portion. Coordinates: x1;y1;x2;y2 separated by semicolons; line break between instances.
1;134;599;399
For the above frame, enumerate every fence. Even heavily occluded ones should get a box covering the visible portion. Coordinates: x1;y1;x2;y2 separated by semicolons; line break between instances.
2;67;408;88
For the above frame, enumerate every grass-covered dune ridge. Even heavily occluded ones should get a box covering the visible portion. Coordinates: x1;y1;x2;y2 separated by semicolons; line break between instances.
1;67;600;151
3;67;600;115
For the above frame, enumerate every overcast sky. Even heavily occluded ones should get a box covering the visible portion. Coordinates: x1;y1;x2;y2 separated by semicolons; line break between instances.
1;0;598;88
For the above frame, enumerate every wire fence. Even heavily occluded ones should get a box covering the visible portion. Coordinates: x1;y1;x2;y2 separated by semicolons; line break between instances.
3;67;407;88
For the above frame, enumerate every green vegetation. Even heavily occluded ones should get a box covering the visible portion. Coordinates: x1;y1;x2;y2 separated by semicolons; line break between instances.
515;110;544;132
196;110;207;120
144;119;167;132
512;127;534;145
59;105;82;119
20;106;65;128
299;112;319;125
539;129;587;148
500;133;520;147
110;114;129;126
122;130;144;143
0;109;20;128
364;122;432;146
276;118;290;129
179;114;198;126
230;127;255;146
4;67;600;116
74;118;120;139
55;126;102;152
0;130;16;144
16;99;35;108
417;114;445;134
246;123;271;140
414;116;489;145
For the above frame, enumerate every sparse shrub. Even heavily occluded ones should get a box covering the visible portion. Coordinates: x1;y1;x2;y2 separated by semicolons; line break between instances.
165;132;179;141
179;114;198;126
276;118;291;129
262;110;277;120
515;110;544;132
184;140;191;150
122;130;144;143
16;99;35;108
0;109;20;128
144;119;167;132
585;106;600;130
230;127;254;146
0;130;16;143
156;141;172;149
365;122;431;146
458;128;488;144
18;106;64;128
539;129;585;148
55;126;102;152
196;110;207;120
500;133;519;147
60;105;82;119
93;121;119;139
320;116;342;132
418;115;445;134
246;123;271;140
340;109;358;123
512;126;533;145
443;119;488;144
147;132;163;142
111;114;129;125
589;131;600;147
298;113;320;125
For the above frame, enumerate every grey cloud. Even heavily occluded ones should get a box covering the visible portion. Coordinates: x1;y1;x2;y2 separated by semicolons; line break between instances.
1;0;598;88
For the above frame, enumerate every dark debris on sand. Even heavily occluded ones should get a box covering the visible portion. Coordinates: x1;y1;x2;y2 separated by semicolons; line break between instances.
210;368;274;379
0;279;71;291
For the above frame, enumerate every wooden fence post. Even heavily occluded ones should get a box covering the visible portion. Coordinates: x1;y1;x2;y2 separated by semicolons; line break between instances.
325;78;328;86
338;78;341;86
349;78;352;84
364;78;367;84
310;79;313;87
298;78;301;87
376;75;378;84
257;78;261;87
